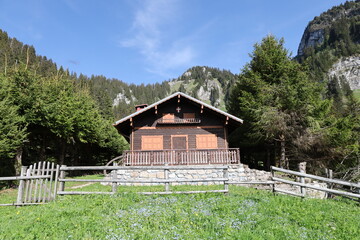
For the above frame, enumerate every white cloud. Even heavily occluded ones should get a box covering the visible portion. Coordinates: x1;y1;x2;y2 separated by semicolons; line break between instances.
120;0;196;77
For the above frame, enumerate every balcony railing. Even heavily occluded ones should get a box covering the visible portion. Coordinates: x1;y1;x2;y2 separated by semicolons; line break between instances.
123;148;240;166
157;118;201;124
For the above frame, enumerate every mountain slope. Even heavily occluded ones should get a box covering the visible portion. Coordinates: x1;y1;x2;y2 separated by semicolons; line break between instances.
297;0;360;95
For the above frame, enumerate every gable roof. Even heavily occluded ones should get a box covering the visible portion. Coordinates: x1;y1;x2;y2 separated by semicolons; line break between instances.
113;92;243;140
114;92;243;126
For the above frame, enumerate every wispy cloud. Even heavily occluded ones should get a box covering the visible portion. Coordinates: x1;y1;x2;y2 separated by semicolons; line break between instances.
120;0;196;78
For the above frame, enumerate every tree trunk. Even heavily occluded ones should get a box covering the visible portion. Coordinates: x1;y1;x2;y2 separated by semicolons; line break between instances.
58;140;66;165
14;147;23;175
266;147;271;171
279;134;286;169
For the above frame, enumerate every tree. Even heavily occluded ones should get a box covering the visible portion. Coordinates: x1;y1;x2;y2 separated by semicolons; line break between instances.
0;76;27;176
2;68;127;168
228;35;328;169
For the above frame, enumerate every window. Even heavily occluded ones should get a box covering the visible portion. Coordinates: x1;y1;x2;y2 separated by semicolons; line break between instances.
141;136;163;150
196;134;218;149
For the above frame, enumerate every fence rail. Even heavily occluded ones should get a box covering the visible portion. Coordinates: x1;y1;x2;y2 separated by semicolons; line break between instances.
58;165;230;195
271;166;360;199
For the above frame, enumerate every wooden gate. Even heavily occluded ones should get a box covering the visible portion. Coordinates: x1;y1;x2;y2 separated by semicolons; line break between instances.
0;161;60;206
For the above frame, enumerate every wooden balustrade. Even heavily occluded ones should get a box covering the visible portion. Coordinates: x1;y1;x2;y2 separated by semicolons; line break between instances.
157;118;201;124
123;148;240;166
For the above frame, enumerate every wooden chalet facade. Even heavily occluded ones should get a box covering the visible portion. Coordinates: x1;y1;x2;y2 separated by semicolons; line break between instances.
113;92;243;165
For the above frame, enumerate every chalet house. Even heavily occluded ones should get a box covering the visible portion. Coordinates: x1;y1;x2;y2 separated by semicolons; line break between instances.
113;92;243;165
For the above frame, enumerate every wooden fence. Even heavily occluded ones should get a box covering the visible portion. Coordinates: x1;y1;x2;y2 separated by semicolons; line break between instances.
3;163;360;207
0;162;59;206
271;166;360;199
57;165;230;195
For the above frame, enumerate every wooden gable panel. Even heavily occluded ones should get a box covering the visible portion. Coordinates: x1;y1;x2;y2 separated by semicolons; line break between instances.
141;135;163;150
196;134;218;149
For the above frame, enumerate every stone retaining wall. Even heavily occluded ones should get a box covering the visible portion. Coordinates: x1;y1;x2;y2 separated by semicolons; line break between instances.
112;164;271;186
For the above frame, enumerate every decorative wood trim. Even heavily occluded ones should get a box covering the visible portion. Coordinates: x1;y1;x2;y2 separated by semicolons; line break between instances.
178;94;181;103
155;105;158;114
224;127;228;148
131;132;134;151
200;105;204;114
134;126;224;130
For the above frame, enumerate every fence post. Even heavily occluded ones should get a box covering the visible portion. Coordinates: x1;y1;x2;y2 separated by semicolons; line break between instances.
16;166;27;206
53;164;60;200
59;165;66;192
327;169;333;198
112;169;118;194
298;162;306;197
271;166;275;193
164;164;169;192
223;166;229;194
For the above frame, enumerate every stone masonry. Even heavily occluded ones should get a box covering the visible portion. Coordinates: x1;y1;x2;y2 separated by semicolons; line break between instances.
111;164;271;186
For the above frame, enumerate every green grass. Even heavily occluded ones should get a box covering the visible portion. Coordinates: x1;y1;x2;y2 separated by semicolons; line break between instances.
0;184;359;239
0;188;18;204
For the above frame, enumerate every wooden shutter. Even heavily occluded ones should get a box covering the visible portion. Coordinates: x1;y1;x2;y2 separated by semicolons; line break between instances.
141;136;163;150
183;113;195;119
162;113;174;123
162;113;174;119
196;134;218;149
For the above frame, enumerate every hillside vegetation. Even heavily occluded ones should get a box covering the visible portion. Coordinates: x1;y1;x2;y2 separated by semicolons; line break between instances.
0;186;359;239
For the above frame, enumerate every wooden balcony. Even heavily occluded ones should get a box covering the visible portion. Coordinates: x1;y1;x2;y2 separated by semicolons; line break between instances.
123;148;240;166
157;118;201;124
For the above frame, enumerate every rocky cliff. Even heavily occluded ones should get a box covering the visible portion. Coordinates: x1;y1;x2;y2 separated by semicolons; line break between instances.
297;0;360;93
328;55;360;90
167;66;236;110
297;1;360;57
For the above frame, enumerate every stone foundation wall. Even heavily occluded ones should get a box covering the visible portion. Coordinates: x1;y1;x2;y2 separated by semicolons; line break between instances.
111;164;271;186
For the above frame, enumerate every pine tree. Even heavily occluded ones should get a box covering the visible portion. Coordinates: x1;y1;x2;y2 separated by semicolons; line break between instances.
0;75;27;176
228;35;329;169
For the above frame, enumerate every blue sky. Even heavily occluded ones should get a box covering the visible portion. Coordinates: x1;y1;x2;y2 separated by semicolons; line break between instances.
0;0;347;84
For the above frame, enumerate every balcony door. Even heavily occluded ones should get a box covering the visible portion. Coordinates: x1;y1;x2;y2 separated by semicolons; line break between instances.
171;135;187;150
172;135;188;164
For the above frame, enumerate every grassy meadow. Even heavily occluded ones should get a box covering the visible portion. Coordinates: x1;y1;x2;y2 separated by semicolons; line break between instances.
0;182;359;240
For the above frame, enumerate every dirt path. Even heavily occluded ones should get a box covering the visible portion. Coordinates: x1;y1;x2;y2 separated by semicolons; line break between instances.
69;182;96;189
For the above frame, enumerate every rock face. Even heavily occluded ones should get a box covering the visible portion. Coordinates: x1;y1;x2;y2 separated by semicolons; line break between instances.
297;1;360;57
297;28;324;56
328;56;360;90
196;79;222;107
168;66;236;110
113;90;136;106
